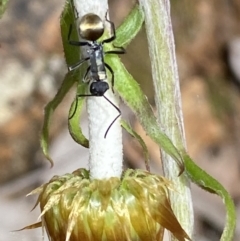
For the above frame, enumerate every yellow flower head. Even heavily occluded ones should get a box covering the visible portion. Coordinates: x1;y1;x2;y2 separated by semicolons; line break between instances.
28;168;191;241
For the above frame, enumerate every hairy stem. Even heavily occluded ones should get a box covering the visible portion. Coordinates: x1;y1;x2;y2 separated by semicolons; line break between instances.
139;0;194;239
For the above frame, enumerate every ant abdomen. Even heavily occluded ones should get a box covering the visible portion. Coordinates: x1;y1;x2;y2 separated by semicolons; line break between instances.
78;13;104;42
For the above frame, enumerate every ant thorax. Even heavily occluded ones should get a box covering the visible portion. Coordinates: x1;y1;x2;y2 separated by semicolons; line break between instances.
88;44;106;81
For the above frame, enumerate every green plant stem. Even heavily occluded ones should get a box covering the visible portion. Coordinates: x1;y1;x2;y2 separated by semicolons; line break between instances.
139;0;193;239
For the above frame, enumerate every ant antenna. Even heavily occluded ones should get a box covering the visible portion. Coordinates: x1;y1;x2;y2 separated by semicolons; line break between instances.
102;95;121;138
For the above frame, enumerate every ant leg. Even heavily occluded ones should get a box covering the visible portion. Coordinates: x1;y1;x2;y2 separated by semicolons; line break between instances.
68;67;91;119
69;93;96;120
83;66;91;82
68;24;91;47
101;12;116;44
70;91;121;138
103;95;121;138
105;46;126;55
105;63;114;93
69;95;79;119
68;57;90;71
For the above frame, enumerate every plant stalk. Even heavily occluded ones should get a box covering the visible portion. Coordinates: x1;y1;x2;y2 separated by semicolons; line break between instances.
139;0;194;239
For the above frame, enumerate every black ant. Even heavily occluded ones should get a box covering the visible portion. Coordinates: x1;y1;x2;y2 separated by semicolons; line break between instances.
68;12;125;138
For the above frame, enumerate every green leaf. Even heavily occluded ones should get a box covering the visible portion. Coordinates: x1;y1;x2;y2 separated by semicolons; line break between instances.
184;154;236;240
121;120;150;171
41;0;85;164
68;83;89;148
60;0;80;66
59;0;89;149
115;5;144;47
106;54;184;173
40;71;78;166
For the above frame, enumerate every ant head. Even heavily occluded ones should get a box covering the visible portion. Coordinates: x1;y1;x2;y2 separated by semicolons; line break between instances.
78;13;104;42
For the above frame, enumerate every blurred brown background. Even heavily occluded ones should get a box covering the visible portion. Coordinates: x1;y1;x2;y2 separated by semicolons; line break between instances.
0;0;240;240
